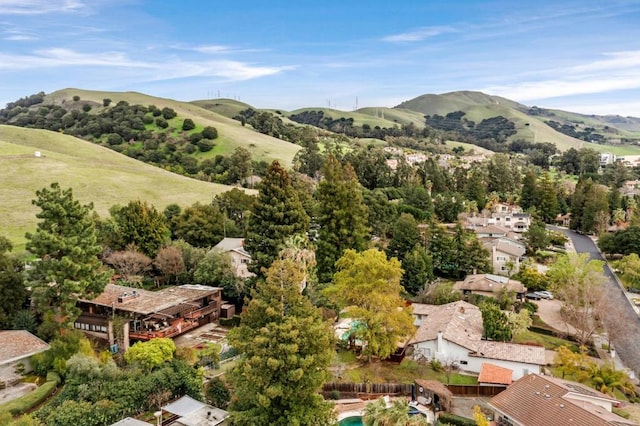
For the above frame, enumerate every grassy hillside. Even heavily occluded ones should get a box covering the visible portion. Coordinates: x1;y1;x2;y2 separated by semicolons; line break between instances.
356;107;426;127
190;98;252;120
46;89;301;165
396;91;640;154
288;107;403;129
0;125;246;251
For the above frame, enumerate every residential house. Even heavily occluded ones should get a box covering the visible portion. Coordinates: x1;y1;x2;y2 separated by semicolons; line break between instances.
408;301;545;380
0;330;50;378
478;363;513;387
110;418;151;426
470;224;510;239
467;204;531;234
621;179;640;197
453;274;527;301
211;237;254;279
162;395;229;426
488;373;634;426
481;238;526;275
76;283;223;351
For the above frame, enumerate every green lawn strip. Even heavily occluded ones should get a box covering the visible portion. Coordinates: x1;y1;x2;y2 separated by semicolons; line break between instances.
514;330;579;352
338;358;477;385
0;372;60;415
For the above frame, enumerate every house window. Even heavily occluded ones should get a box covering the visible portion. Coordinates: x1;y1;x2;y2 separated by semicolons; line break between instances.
496;256;506;261
459;360;468;365
505;217;511;222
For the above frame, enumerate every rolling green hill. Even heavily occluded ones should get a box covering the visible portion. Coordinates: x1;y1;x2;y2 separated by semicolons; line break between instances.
46;89;301;165
0;125;248;251
395;90;640;154
190;98;252;120
288;107;404;129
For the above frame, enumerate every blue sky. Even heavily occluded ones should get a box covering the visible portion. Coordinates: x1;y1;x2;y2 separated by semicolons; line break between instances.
2;0;640;116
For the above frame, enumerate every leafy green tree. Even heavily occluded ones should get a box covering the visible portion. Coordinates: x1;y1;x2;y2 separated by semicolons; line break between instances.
386;213;422;261
0;236;26;328
598;225;640;255
547;253;607;345
106;200;170;257
228;147;253;184
537;172;559;223
363;188;398;238
486;153;520;200
523;218;550;254
205;377;231;409
244;161;310;275
26;183;110;330
507;309;532;341
464;168;487;208
520;169;537;211
193;251;245;301
124;338;176;371
611;253;640;290
316;155;369;283
227;260;335;426
325;249;414;360
401;244;434;296
201;126;218;139
479;302;511;341
419;281;461;305
172;203;237;248
512;262;548;291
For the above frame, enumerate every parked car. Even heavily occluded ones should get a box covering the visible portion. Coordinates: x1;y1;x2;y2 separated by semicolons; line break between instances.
536;291;554;300
526;292;542;300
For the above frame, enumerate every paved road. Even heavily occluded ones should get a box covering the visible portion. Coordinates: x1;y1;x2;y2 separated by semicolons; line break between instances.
548;226;640;376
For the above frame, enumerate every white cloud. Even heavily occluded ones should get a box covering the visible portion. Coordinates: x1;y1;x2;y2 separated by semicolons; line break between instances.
4;34;35;41
383;26;457;42
189;45;233;54
0;48;292;82
0;0;85;15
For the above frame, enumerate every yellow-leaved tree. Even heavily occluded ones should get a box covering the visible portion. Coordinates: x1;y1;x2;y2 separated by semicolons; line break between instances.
324;249;414;361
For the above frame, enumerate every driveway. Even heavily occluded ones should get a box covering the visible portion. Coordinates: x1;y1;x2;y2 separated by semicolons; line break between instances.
534;299;578;337
547;226;640;377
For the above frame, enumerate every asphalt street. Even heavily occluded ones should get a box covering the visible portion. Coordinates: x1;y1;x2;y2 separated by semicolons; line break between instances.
548;226;640;377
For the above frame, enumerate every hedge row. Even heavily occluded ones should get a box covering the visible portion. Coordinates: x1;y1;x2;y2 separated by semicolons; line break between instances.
436;412;477;426
0;372;61;415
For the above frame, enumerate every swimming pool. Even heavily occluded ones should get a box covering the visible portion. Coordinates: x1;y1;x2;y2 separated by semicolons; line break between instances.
338;415;363;426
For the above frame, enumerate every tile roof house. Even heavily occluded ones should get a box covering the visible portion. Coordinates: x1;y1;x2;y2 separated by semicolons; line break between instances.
453;274;527;300
0;330;50;375
481;238;526;275
408;301;545;381
478;363;513;386
76;283;223;352
488;373;635;426
211;237;255;279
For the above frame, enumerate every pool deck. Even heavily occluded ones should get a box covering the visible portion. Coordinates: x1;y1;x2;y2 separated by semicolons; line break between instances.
332;397;434;423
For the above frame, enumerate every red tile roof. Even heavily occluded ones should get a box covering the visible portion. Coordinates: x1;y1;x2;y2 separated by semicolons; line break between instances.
0;330;50;364
489;374;635;426
478;363;513;385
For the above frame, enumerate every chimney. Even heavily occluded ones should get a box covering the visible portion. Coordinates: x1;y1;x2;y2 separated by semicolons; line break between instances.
437;331;444;354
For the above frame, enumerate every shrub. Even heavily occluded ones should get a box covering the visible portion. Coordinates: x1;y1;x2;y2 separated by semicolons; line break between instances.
219;315;241;327
437;413;477;426
82;104;92;112
201;126;218;139
161;107;177;120
0;372;60;415
197;139;214;152
155;118;168;128
103;98;112;107
182;118;196;131
189;132;203;143
430;358;443;372
72;95;80;101
106;133;123;146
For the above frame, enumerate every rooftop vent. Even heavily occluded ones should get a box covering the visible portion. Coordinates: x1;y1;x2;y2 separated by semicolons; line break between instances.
117;291;140;303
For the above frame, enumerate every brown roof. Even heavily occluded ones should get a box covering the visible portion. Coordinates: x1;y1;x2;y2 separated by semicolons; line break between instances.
478;363;513;385
453;274;526;294
470;224;510;235
489;374;634;426
0;330;50;364
80;284;222;315
409;301;483;350
473;341;546;365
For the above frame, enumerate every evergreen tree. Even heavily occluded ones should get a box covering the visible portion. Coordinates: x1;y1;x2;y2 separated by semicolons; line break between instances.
480;302;512;341
244;161;310;275
316;155;369;283
106;200;170;257
401;244;434;296
520;169;537;211
537;172;559;223
0;236;26;329
464;169;487;209
25;183;110;330
386;213;422;261
227;260;335;426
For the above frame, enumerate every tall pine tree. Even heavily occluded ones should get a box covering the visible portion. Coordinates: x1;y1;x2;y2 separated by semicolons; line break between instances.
316;155;369;283
227;260;335;425
245;161;309;275
26;183;110;330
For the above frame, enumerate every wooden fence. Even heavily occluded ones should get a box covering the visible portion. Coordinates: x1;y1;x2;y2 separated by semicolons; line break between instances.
322;382;413;398
445;384;505;397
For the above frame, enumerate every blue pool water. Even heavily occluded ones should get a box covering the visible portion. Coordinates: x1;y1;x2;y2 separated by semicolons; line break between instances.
338;416;363;426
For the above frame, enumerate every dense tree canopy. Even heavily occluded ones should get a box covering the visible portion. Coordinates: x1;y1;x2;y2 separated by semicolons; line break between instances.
26;183;110;330
244;161;310;275
325;249;414;360
105;200;170;257
0;236;27;329
227;260;335;425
